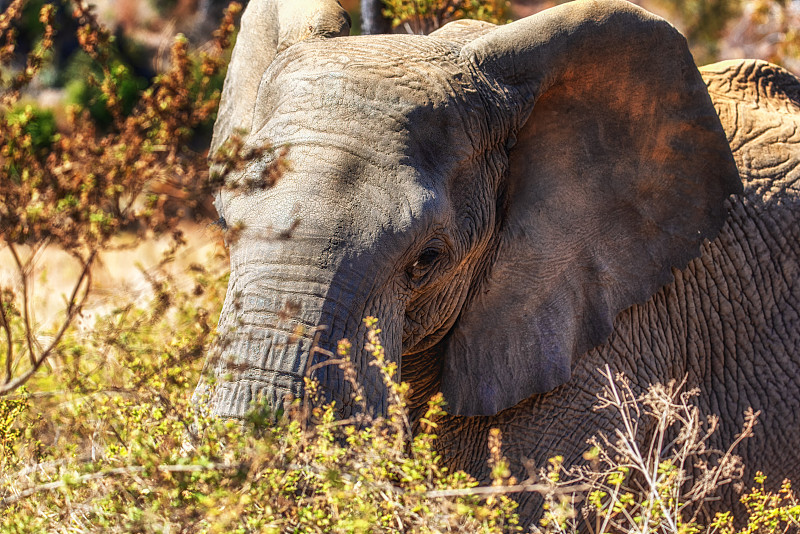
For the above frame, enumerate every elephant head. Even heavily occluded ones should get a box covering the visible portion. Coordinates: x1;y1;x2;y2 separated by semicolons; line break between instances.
196;0;741;420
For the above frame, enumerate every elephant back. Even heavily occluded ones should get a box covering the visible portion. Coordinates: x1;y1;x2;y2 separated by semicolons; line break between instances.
702;59;800;195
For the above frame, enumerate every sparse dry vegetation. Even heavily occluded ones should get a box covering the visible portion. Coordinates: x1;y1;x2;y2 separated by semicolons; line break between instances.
0;0;241;398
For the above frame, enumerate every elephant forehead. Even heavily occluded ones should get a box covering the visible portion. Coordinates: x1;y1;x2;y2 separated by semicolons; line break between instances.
269;34;468;101
248;35;483;164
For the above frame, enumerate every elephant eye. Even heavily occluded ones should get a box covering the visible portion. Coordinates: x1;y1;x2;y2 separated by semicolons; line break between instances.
416;248;440;267
406;245;445;282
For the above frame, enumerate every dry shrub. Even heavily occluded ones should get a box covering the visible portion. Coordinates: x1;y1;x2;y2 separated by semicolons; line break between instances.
0;0;260;397
535;367;799;534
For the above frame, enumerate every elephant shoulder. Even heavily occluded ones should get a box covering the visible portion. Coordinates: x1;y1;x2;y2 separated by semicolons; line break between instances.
701;59;800;199
701;59;800;113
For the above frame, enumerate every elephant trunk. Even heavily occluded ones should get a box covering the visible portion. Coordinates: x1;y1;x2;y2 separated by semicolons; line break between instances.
197;255;399;420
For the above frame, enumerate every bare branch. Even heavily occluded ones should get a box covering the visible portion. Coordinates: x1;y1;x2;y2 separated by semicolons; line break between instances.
0;283;13;384
1;462;244;508
8;243;35;366
0;250;95;396
425;482;591;499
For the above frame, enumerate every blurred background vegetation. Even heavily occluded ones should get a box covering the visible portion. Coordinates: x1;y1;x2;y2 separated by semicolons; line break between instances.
0;0;798;531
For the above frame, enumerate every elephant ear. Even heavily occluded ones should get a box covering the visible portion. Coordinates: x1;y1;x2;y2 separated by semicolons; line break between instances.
210;0;350;155
440;0;741;416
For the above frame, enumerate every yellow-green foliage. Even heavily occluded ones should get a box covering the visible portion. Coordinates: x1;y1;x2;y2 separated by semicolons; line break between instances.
710;474;800;534
0;293;521;532
0;390;26;458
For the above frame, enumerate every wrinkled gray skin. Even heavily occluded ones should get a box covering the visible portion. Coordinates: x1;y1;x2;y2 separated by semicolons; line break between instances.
195;0;800;525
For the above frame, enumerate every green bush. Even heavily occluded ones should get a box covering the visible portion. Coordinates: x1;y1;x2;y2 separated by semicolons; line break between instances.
63;54;148;128
5;104;56;150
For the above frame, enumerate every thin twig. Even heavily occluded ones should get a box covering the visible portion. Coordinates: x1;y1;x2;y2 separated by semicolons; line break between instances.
0;251;95;396
0;284;13;383
425;482;591;499
7;243;35;366
288;458;589;501
0;456;93;485
1;462;243;508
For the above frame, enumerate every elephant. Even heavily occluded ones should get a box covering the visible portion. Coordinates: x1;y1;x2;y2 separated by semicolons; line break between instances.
194;0;800;525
